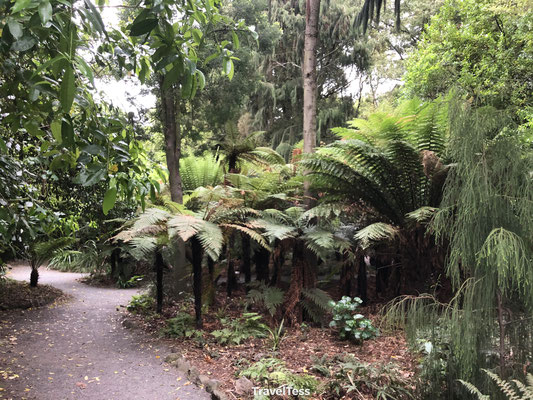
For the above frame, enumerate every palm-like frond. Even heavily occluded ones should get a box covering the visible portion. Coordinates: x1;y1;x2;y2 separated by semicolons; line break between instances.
354;222;399;249
32;237;76;268
180;153;223;192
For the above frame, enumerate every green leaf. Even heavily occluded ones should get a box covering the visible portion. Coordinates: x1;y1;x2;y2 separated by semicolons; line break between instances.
232;31;239;50
11;35;37;52
196;70;205;89
223;58;234;80
75;55;94;85
130;18;158;36
38;1;53;25
11;0;31;14
7;19;23;39
0;137;7;153
60;64;76;112
83;0;106;35
162;62;182;90
103;187;117;215
50;119;62;143
24;120;42;137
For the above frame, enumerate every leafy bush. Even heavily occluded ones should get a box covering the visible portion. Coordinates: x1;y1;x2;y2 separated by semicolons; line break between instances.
323;355;414;400
163;312;196;338
211;312;268;345
127;294;154;314
240;357;318;396
329;296;378;343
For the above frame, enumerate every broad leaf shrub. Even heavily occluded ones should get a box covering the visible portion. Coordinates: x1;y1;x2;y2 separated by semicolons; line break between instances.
329;296;378;343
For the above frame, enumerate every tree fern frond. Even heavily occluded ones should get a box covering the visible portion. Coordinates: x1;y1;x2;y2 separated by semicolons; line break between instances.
220;223;270;250
354;222;399;249
196;220;224;260
457;379;490;400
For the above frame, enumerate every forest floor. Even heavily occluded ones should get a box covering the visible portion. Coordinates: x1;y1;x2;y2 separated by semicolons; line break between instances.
126;288;418;399
0;265;209;400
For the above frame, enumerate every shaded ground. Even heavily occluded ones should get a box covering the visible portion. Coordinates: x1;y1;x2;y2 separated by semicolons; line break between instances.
0;265;209;400
130;290;417;399
0;278;65;311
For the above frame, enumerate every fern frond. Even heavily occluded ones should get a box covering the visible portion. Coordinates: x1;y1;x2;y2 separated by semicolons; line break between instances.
354;222;399;249
220;223;270;250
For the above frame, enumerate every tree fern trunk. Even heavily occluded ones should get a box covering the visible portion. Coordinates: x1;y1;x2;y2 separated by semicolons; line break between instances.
283;240;315;324
155;250;164;314
30;265;39;287
242;235;251;284
191;236;203;328
357;255;368;305
226;233;237;297
270;243;285;287
254;247;270;282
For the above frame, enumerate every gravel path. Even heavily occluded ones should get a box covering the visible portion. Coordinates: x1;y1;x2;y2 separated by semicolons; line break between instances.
0;266;208;400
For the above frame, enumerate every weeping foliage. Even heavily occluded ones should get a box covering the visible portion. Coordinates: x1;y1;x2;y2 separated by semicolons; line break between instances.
384;104;533;398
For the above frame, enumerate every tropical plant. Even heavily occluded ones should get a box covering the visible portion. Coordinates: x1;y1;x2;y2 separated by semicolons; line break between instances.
127;294;155;315
302;98;450;296
28;237;75;287
180;153;224;192
329;296;379;343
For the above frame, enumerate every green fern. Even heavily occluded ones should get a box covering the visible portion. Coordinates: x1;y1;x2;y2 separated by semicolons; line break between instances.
458;370;533;400
301;288;333;324
246;282;285;316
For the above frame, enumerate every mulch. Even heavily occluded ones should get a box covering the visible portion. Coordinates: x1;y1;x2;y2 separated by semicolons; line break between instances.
0;279;67;310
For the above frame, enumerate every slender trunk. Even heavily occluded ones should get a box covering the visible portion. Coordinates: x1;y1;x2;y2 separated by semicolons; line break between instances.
110;248;120;280
206;256;216;306
155;250;164;314
357;254;368;305
30;264;39;287
159;76;183;204
254;247;270;282
191;237;203;328
496;290;506;377
226;233;237;297
242;235;251;284
270;242;285;287
302;0;320;205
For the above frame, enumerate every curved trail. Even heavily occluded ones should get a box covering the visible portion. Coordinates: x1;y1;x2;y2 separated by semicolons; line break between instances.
0;266;208;400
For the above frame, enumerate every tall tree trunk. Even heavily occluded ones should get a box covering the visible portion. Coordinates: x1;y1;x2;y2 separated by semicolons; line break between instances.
242;235;251;284
159;76;183;204
302;0;320;204
254;247;270;282
155;250;164;313
226;233;237;297
191;237;203;328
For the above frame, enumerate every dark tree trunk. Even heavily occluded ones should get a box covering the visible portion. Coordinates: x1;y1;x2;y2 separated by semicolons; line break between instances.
283;240;316;324
226;233;237;297
357;255;368;305
340;252;356;297
191;237;203;328
155;250;164;313
159;76;183;204
206;256;216;305
30;265;39;287
110;248;121;280
254;247;270;282
242;235;251;284
270;242;285;287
